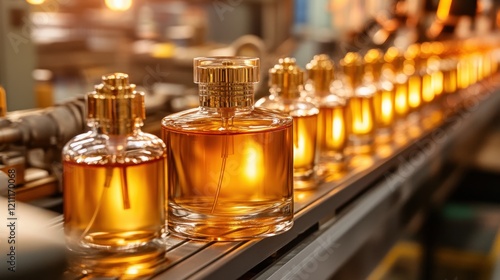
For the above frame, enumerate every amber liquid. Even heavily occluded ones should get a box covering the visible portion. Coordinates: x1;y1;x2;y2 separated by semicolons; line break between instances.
458;61;469;89
443;68;457;94
164;125;293;240
394;81;409;119
421;74;434;104
373;89;395;129
317;106;347;163
408;75;422;110
432;71;443;98
293;114;318;180
347;95;375;150
63;158;165;250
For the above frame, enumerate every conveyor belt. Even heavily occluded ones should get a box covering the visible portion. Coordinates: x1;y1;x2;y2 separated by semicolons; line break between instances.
58;77;500;280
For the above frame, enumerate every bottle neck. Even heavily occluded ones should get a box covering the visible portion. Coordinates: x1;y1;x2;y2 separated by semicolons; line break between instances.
270;85;302;99
199;82;254;110
90;119;142;135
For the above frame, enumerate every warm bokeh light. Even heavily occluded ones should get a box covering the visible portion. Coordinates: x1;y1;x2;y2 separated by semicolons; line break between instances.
26;0;45;4
105;0;132;11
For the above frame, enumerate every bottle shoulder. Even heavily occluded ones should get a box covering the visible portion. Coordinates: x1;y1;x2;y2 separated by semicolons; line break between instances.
161;107;293;133
255;96;319;117
63;131;166;165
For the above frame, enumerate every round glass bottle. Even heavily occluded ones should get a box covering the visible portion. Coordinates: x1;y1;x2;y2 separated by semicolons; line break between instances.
162;57;294;241
306;54;347;171
63;73;166;276
255;57;319;185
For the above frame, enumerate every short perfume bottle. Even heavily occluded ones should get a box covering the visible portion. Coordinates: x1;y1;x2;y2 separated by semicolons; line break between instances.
340;52;376;154
256;57;319;184
364;49;395;142
162;57;294;241
306;54;347;170
63;74;166;274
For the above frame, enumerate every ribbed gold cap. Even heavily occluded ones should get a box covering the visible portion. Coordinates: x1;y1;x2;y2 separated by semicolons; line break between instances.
194;57;259;108
194;57;259;84
384;47;405;72
364;49;384;79
269;57;304;98
306;54;335;96
340;52;363;88
87;73;145;134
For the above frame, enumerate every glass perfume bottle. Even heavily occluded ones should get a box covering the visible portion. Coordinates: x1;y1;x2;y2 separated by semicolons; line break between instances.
256;57;319;183
364;49;395;142
384;47;409;123
63;73;166;274
420;43;436;105
306;54;347;170
340;52;376;154
162;57;294;241
404;44;423;114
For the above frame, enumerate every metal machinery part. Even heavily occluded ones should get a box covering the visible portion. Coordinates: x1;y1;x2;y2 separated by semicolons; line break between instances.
0;99;85;149
0;99;85;197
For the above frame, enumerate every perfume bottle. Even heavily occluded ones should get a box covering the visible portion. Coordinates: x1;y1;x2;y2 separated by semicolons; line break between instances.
256;57;319;183
340;52;376;153
442;57;458;95
364;49;395;142
420;43;436;105
404;44;423;114
306;54;347;169
63;74;166;272
162;57;294;241
384;47;409;123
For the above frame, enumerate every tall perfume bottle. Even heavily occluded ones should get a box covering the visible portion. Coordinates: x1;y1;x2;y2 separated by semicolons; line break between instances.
404;44;423;114
63;73;166;274
384;47;409;123
340;52;376;153
256;57;319;183
163;57;294;240
306;54;347;170
420;43;435;105
364;49;395;142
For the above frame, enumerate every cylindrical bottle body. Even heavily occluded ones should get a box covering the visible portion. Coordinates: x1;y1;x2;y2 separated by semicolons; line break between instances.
162;107;294;240
63;132;166;252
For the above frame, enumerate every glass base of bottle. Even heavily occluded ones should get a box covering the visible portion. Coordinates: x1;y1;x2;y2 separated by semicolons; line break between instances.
66;238;167;278
317;153;345;174
375;127;392;144
168;200;293;241
348;134;373;154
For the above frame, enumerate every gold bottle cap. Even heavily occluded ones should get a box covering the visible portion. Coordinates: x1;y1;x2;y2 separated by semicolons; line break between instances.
404;44;423;72
364;49;384;80
384;47;405;72
87;73;145;134
340;52;363;88
194;57;259;108
306;54;335;96
269;57;304;98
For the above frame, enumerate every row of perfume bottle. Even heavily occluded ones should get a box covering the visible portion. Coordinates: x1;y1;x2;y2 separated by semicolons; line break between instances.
62;41;500;270
254;41;500;188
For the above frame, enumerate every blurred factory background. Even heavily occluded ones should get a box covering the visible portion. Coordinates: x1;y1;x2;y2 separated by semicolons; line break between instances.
1;0;500;279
